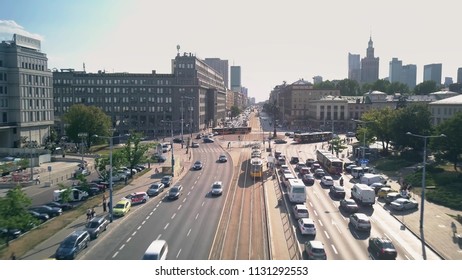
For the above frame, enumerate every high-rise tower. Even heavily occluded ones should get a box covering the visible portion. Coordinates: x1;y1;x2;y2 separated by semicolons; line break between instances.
360;37;379;84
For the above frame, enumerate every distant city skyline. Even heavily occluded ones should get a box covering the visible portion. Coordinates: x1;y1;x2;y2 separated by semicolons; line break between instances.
1;0;461;102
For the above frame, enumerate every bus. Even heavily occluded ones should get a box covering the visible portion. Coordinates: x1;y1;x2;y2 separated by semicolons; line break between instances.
250;158;263;178
287;179;306;204
316;149;343;175
293;132;333;144
212;127;251;135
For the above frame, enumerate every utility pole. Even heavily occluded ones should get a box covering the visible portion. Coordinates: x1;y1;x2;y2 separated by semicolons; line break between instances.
180;97;184;148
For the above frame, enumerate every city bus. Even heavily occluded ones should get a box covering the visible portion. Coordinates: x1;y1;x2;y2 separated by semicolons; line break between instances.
316;149;343;175
293;132;333;144
249;158;263;178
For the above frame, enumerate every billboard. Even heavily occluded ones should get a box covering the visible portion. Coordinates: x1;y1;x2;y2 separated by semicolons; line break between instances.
13;34;41;50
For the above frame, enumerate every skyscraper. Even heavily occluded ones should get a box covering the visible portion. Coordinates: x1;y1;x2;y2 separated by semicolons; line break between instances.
360;37;379;84
389;58;402;84
424;63;442;86
389;57;416;90
457;67;462;84
230;66;241;92
348;53;361;83
204;58;229;88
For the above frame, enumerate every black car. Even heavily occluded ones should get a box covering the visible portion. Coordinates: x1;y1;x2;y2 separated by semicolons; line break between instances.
45;201;74;211
368;237;398;260
173;138;184;143
274;139;287;144
152;154;167;163
195;134;203;139
55;230;90;260
161;175;173;187
302;174;315;186
329;185;346;199
84;216;109;239
29;205;62;217
290;156;299;164
28;210;50;223
0;228;22;240
168;184;183;200
203;137;215;143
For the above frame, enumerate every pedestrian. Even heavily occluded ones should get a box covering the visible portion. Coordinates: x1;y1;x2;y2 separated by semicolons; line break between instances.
91;207;96;218
124;176;128;185
35;175;40;184
102;197;107;212
10;252;16;260
228;142;231;149
86;208;92;221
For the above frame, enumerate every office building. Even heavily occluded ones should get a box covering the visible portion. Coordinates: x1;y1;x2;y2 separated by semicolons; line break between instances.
313;76;323;85
53;52;227;138
389;58;416;90
389;58;402;84
204;58;229;88
457;67;462;84
360;37;380;84
424;63;442;86
0;34;54;148
230;66;241;92
348;53;361;83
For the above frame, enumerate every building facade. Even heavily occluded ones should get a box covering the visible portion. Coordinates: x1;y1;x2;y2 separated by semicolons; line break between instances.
0;34;54;148
53;52;226;139
348;53;361;83
429;94;462;126
457;67;462;84
389;57;416;90
204;58;229;88
360;37;379;84
230;66;241;92
424;63;442;86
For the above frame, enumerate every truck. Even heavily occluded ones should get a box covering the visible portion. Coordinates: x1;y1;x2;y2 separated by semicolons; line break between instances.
53;188;89;202
360;173;387;185
351;183;375;206
287;179;307;204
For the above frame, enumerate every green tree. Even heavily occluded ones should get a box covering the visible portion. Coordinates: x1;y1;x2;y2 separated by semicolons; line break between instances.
329;136;348;157
433;112;462;171
336;79;361;96
371;79;391;93
361;107;397;155
413;80;439;95
0;186;36;244
313;80;336;90
121;132;149;176
95;149;126;181
387;82;409;94
230;106;241;118
62;104;112;147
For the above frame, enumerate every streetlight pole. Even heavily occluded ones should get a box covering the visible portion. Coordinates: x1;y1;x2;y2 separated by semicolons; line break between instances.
352;119;373;162
406;132;446;230
78;132;88;167
180;97;184;149
162;120;176;177
406;132;446;260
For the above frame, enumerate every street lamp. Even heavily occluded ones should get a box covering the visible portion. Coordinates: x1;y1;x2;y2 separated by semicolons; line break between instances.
352;119;373;162
93;134;115;223
161;120;178;177
406;132;446;229
78;132;88;167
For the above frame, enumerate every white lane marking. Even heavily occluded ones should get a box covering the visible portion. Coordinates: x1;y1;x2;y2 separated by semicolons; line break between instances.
142;220;146;225
187;228;191;236
195;213;199;220
313;209;318;217
119;244;125;250
164;223;169;230
137;225;142;230
112;252;118;258
156;234;162;240
176;249;182;259
178;205;182;210
171;213;176;219
331;244;338;255
126;237;131;243
324;230;330;239
318;220;324;227
182;198;187;203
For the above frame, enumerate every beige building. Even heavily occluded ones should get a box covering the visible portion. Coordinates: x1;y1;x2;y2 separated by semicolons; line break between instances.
429;94;462;126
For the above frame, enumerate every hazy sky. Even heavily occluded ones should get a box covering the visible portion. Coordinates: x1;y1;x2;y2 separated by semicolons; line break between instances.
1;0;461;102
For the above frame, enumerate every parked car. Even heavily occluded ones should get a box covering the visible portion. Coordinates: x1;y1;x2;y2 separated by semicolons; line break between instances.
161;175;173;187
29;205;62;217
390;198;419;211
302;174;315;186
210;181;223;196
113;199;131;216
274;139;287;144
191;142;199;148
339;199;359;213
193;160;203;170
368;237;397;260
147;182;165;196
385;192;410;204
203;138;215;143
84;216;109;239
349;213;371;232
28;210;50;223
304;240;327;260
329;185;346;199
124;192;149;205
168;184;183;200
45;201;74;211
0;228;22;240
55;230;90;260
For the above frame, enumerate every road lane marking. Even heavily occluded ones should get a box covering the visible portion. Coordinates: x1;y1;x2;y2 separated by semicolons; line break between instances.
195;213;199;220
137;225;142;230
156;234;162;240
126;237;131;243
331;244;338;255
187;228;191;236
119;244;125;250
318;220;324;227
164;223;169;230
171;213;176;219
324;230;330;239
112;252;118;258
178;205;182;210
176;249;182;259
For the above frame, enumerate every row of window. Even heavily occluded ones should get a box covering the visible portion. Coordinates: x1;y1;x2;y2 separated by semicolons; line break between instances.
55;96;174;104
21;86;52;97
432;106;462;116
54;78;172;86
21;74;52;86
0;98;8;108
56;106;173;114
21;99;52;110
0;86;7;94
0;72;7;81
20;111;52;123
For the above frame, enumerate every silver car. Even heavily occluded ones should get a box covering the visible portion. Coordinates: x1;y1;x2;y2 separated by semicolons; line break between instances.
211;181;223;196
147;182;165;196
390;198;418;211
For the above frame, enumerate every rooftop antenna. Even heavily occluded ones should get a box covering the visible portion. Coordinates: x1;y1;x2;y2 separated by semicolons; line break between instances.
176;44;180;56
83;62;86;72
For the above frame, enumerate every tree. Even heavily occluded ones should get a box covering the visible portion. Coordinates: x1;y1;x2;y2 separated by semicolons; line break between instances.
0;186;35;244
329;136;348;157
414;80;439;95
371;79;391;93
432;112;462;171
62;104;112;147
95;149;126;181
361;107;397;155
121;132;149;176
313;80;336;90
230;106;241;119
336;79;361;96
387;82;409;94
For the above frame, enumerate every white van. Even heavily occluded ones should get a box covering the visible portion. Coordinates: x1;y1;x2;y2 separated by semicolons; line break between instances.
287;179;306;204
360;173;387;185
351;166;371;179
281;173;296;188
53;188;88;202
351;183;375;206
142;240;168;260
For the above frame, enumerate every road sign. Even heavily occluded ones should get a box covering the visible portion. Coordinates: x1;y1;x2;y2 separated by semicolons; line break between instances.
47;166;52;172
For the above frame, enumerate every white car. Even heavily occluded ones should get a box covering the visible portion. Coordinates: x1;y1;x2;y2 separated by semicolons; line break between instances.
298;218;316;236
211;181;223;196
321;176;334;187
390;198;419;211
293;204;309;219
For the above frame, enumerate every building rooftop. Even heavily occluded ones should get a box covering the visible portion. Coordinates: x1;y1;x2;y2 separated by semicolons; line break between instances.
430;94;462;105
